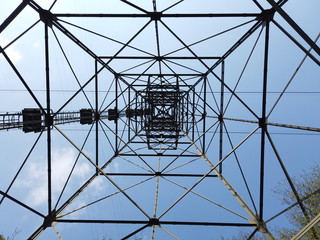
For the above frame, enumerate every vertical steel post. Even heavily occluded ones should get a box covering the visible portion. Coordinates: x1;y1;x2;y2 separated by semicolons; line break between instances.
192;87;195;141
259;20;270;222
95;59;99;172
186;92;189;134
44;23;52;214
135;91;138;133
115;75;119;155
181;91;185;132
202;75;207;153
128;86;131;141
176;76;180;148
219;61;225;173
146;76;151;147
140;96;143;132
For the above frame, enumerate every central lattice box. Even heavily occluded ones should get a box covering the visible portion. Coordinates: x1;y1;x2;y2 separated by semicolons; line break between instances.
139;84;187;150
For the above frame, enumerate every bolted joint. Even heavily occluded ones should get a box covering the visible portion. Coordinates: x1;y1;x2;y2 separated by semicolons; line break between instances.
148;218;160;226
114;150;119;157
155;56;163;61
202;112;207;119
218;114;223;122
258;117;267;130
39;9;56;28
256;9;275;22
154;171;162;177
114;73;119;79
257;220;268;233
43;209;57;228
149;12;162;21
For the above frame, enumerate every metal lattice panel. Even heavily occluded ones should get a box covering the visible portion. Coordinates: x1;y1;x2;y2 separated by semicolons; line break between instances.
0;0;319;239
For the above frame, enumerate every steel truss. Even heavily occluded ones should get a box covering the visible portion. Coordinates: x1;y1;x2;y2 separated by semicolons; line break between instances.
0;0;319;239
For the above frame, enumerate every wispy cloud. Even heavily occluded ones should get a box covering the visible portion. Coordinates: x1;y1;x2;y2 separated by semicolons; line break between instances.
17;147;101;208
0;38;22;64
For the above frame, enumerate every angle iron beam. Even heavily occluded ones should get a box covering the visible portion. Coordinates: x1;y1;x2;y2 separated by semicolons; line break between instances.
218;117;320;133
202;75;207;153
219;61;225;173
54;13;260;18
131;141;191;144
55;219;257;227
100;173;218;177
128;87;131;141
266;122;320;132
115;75;119;154
258;20;270;222
44;23;53;215
118;153;202;157
120;74;203;77
99;56;221;60
95;59;99;171
130;84;194;88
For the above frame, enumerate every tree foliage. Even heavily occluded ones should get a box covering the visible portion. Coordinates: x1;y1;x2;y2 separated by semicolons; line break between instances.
0;229;20;240
273;163;320;239
220;230;266;240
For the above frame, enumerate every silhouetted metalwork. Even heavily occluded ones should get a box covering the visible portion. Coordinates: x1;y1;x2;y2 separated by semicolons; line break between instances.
0;0;319;239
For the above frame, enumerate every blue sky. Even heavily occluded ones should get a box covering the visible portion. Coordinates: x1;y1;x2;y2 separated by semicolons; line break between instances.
0;0;319;239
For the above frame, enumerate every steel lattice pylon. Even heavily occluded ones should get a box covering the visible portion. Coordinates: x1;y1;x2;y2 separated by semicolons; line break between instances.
0;0;319;239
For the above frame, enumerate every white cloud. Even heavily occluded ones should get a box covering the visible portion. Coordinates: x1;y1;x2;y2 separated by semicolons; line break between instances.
90;176;107;196
0;38;22;64
17;147;100;208
113;161;121;172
